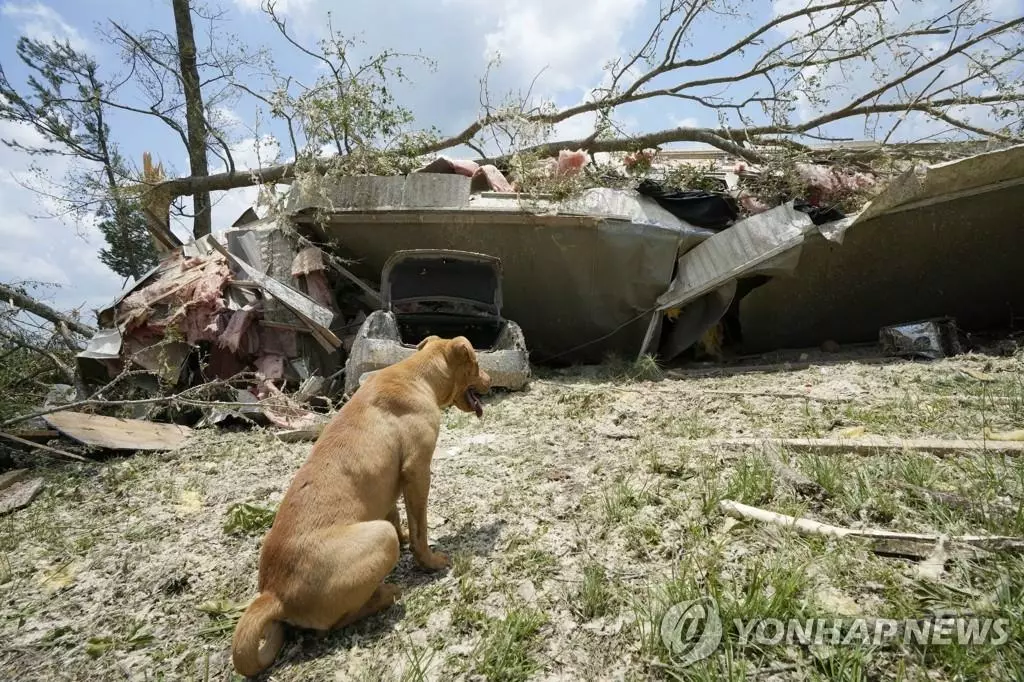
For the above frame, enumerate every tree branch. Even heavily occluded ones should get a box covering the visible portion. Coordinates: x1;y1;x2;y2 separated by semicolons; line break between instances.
0;282;95;338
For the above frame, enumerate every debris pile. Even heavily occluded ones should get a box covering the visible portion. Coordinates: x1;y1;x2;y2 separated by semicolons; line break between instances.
71;216;364;440
0;140;1020;475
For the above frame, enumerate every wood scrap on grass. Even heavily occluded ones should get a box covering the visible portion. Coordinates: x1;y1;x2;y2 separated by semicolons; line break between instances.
719;499;1024;555
687;436;1024;456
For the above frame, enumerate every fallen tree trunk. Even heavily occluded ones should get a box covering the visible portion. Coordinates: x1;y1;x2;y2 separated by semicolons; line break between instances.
0;283;95;338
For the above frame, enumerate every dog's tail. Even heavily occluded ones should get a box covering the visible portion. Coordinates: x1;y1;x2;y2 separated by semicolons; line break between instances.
231;592;285;677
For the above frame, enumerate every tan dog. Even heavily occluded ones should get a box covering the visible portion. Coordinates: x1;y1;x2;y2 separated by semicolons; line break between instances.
231;335;491;677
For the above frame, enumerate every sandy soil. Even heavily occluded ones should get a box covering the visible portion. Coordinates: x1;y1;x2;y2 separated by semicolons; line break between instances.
1;347;1022;681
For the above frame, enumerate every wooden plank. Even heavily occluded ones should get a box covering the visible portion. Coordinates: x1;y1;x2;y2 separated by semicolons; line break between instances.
209;239;341;350
666;356;900;379
720;499;1024;551
209;238;335;330
275;424;324;443
42;411;192;451
0;431;90;462
683;436;1024;456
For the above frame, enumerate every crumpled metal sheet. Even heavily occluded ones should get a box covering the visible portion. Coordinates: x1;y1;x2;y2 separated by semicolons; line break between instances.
879;317;963;359
289;175;716;363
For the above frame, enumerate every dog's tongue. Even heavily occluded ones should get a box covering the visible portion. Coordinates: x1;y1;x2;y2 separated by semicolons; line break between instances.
465;388;483;418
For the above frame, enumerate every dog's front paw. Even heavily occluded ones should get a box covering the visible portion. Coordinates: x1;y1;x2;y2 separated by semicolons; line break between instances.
416;550;449;571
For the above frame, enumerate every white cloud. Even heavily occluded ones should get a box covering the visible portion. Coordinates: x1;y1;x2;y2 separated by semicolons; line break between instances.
0;120;123;316
0;2;90;51
449;0;646;95
551;111;597;141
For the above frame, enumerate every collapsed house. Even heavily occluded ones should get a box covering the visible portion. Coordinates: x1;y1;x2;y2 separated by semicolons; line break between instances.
73;141;1024;417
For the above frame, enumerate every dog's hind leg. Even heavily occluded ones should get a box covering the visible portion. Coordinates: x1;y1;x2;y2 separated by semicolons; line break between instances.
298;520;401;631
331;583;402;629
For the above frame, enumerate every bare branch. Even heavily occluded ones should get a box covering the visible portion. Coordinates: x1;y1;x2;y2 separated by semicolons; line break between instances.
0;282;95;338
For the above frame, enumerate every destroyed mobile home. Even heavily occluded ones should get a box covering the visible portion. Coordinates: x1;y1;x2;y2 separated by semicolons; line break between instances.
27;140;1019;452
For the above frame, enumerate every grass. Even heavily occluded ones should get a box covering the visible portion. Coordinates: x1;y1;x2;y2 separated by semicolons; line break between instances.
574;563;619;621
2;351;1024;680
468;606;547;682
223;501;277;535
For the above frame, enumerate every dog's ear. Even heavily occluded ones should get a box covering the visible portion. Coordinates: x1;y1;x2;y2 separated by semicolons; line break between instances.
449;336;476;365
416;335;442;351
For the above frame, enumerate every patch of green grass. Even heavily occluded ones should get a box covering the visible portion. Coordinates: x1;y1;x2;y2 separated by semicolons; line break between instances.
800;453;844;495
657;411;716;439
507;548;558;580
402;583;446;629
600;478;659;525
451;551;474;578
470;606;548;682
398;634;437;682
624;520;663;553
724;456;776;506
195;598;247;639
646;447;694;479
838;468;900;524
84;620;154;659
573;563;619;621
807;646;873;681
728;557;812;623
557;389;611;419
223;502;277;536
451;566;486;635
598;353;664;382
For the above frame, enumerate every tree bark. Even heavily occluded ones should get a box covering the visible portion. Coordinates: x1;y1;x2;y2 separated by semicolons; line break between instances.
0;283;96;338
171;0;212;238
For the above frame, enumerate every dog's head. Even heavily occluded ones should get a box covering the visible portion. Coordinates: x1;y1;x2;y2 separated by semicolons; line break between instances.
416;335;492;417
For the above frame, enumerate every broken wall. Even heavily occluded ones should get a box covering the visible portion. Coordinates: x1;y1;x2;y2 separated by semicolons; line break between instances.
738;183;1024;352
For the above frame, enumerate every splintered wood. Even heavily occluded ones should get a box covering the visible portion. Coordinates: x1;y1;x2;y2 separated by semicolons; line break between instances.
43;411;192;451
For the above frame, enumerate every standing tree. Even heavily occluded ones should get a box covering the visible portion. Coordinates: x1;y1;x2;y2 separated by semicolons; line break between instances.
104;2;265;238
171;0;213;237
0;38;159;280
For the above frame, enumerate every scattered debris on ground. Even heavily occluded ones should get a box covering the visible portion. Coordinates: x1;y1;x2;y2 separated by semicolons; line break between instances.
1;348;1022;679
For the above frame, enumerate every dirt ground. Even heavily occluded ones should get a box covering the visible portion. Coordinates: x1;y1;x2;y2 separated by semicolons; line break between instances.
2;347;1023;681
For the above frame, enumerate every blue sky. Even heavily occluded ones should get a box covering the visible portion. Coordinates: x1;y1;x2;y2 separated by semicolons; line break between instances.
1;0;1020;319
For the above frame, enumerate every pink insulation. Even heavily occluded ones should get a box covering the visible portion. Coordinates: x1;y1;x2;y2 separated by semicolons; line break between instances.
291;246;336;309
254;354;286;380
118;254;231;345
795;163;878;205
448;159;481;177
218;304;258;354
304;270;335;308
417;156;480;178
624;149;657;171
556;149;589;176
738;192;771;215
472;164;514;192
